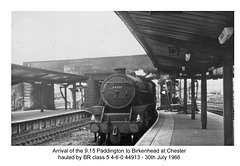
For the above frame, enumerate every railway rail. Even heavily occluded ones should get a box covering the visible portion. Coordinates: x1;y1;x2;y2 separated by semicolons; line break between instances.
207;108;223;116
197;103;234;119
12;118;92;146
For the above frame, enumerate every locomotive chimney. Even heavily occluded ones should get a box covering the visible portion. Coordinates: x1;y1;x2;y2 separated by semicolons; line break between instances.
114;67;126;74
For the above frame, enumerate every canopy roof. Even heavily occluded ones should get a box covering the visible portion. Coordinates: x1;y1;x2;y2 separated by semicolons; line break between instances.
116;11;234;76
12;64;89;85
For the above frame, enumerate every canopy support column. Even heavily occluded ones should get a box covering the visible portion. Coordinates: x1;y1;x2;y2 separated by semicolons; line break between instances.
64;85;68;110
191;76;195;120
40;84;44;112
184;77;187;114
201;70;207;129
223;56;234;145
72;83;77;110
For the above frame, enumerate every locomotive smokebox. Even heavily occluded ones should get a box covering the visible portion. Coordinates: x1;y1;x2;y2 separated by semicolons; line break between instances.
114;67;126;74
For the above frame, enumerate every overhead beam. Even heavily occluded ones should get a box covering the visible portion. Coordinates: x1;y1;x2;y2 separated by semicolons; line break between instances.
12;75;84;85
157;66;181;75
23;73;49;79
151;53;185;64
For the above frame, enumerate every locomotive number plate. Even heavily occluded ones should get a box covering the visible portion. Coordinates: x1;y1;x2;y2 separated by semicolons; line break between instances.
112;85;123;90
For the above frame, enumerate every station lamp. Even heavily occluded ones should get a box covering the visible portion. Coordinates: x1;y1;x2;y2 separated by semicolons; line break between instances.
218;27;233;44
185;53;191;61
34;81;42;85
182;66;185;72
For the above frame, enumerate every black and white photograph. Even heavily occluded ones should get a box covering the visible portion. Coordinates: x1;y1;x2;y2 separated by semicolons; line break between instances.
1;0;239;166
11;10;234;146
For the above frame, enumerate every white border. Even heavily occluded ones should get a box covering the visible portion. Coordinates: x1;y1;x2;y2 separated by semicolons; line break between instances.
1;1;239;166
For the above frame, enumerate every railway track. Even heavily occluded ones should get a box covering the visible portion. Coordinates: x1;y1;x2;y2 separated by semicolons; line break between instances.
197;103;223;116
207;109;223;116
12;118;92;146
197;103;234;119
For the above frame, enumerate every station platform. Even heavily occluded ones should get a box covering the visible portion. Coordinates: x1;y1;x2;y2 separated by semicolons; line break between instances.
11;109;92;138
11;109;90;124
136;110;223;146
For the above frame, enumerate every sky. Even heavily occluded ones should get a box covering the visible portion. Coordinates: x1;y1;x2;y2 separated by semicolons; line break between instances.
12;11;146;65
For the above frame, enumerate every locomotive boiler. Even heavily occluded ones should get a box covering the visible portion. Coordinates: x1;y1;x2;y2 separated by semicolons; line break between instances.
90;68;157;145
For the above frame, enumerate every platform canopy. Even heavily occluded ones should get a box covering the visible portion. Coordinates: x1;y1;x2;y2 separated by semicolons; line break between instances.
12;64;89;85
115;11;234;76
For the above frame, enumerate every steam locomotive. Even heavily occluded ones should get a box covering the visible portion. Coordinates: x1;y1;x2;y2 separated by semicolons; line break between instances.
90;68;157;145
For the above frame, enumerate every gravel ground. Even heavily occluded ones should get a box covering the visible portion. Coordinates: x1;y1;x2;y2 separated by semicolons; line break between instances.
39;125;98;146
38;125;142;146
